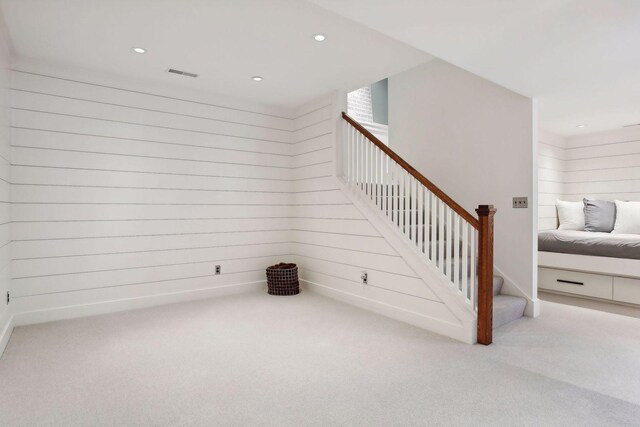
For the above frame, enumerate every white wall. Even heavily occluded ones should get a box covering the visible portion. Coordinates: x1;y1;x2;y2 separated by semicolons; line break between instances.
388;59;537;302
0;18;11;353
538;130;566;230
538;126;640;231
8;61;297;324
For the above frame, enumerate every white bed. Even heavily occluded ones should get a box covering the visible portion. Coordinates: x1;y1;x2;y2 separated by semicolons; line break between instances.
538;199;640;305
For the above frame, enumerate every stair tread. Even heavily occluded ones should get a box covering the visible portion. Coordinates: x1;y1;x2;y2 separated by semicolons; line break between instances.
492;294;527;329
493;275;504;296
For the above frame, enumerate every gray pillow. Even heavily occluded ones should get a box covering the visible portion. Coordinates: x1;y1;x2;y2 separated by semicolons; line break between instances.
583;199;616;232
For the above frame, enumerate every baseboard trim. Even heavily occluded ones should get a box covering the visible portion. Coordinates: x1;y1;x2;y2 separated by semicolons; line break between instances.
301;280;475;344
0;310;13;358
11;281;266;328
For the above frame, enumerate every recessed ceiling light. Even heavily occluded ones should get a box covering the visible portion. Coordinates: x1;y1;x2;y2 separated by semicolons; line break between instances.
132;47;146;54
576;124;587;128
313;33;326;42
252;76;263;82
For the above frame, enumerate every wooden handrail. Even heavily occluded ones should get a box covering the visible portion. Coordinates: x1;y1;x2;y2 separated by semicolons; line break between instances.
342;112;480;229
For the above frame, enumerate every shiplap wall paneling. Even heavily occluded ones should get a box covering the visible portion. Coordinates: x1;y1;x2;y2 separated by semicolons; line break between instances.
562;127;640;203
10;69;297;315
537;131;566;230
537;127;640;231
0;42;10;342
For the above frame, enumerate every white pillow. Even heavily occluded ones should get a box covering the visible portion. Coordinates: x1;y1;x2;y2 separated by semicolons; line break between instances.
556;200;585;230
612;200;640;234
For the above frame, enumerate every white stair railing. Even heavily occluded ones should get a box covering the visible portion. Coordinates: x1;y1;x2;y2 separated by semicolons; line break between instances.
342;112;497;344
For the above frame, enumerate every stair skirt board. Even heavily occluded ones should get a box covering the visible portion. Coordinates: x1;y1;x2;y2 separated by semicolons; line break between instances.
0;310;13;358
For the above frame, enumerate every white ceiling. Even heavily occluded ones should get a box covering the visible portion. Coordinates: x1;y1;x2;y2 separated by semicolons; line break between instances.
310;0;640;136
0;0;430;109
3;0;638;135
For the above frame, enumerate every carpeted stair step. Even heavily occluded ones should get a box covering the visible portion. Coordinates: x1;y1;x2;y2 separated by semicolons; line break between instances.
493;294;527;329
493;275;504;296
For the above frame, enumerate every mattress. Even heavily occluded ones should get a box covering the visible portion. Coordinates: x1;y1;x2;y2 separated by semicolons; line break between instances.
538;230;640;260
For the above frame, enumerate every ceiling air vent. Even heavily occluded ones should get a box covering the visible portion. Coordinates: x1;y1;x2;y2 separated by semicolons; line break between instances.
168;68;198;78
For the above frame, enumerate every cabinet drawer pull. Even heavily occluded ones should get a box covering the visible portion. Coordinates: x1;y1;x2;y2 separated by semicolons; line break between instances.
557;279;584;286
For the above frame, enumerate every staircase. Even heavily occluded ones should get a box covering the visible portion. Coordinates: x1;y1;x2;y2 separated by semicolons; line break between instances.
341;112;526;344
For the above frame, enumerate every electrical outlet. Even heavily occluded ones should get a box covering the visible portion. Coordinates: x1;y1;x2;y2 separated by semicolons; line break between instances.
215;265;221;275
361;271;368;284
6;291;9;305
512;197;528;209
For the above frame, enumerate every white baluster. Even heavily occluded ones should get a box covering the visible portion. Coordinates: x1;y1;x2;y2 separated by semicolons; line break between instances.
372;146;377;204
367;141;372;199
470;225;476;307
379;149;384;211
394;163;399;225
368;142;373;200
425;189;431;258
414;179;419;245
355;132;359;189
454;213;460;292
407;177;412;241
348;126;352;183
407;174;417;243
380;150;384;211
447;207;454;283
403;172;409;237
462;220;469;301
351;127;355;184
399;169;405;230
438;200;444;273
371;144;375;201
379;149;383;209
384;155;389;217
431;193;437;263
417;183;423;251
374;147;380;207
363;137;368;196
357;134;364;191
359;133;364;192
390;162;395;224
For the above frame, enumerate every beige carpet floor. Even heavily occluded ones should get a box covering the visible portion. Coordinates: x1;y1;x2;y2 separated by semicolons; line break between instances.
1;289;639;426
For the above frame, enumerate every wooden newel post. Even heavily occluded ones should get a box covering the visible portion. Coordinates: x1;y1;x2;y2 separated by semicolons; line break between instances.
476;205;496;345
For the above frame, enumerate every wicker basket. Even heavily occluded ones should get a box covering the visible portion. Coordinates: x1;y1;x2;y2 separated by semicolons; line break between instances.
266;263;299;296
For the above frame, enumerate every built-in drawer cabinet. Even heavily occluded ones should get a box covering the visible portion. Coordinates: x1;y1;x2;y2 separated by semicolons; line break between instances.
613;277;640;305
538;268;613;299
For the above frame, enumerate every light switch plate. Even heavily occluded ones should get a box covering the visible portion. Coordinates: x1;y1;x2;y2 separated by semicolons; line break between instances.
513;197;528;208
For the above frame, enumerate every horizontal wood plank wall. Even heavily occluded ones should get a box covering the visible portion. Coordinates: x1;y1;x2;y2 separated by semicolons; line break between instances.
10;69;296;315
0;51;10;337
291;95;459;325
538;127;640;231
538;131;566;230
563;127;640;203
